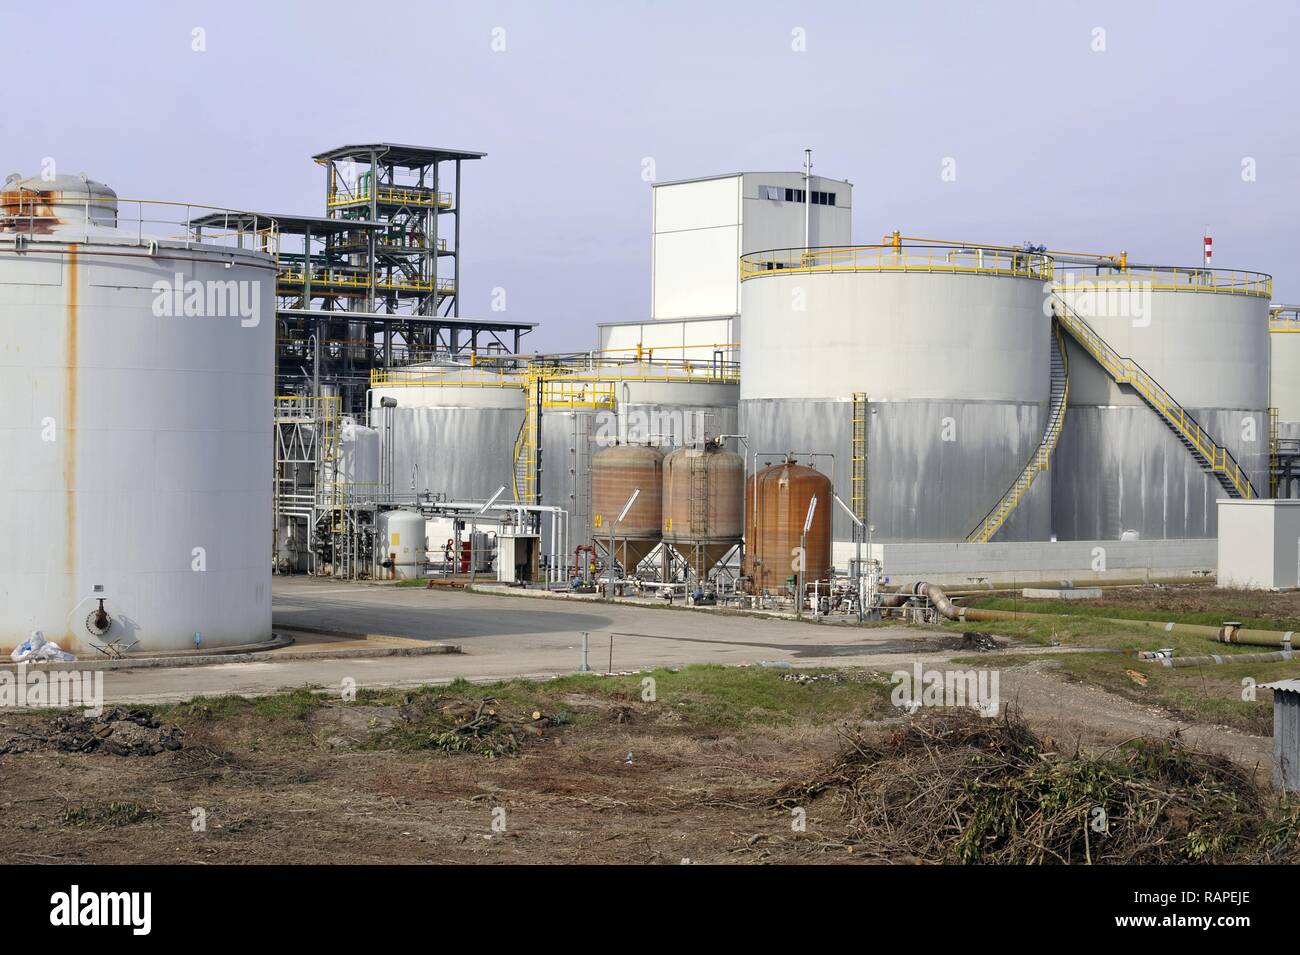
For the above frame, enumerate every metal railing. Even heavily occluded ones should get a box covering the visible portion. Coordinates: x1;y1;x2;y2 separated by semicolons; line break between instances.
1270;305;1300;330
1056;265;1271;297
740;244;1055;282
278;267;454;295
1051;294;1257;499
0;194;279;256
327;186;453;209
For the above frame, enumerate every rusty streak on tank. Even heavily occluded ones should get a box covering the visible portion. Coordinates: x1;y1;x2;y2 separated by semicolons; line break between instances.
65;243;80;650
591;442;663;572
744;453;833;594
1;184;63;235
662;439;744;579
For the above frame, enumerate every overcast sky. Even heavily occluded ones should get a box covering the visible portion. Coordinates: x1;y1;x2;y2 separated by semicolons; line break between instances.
6;0;1297;350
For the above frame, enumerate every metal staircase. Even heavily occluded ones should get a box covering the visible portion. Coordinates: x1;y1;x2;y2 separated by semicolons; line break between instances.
1050;293;1257;500
512;375;541;503
967;322;1070;543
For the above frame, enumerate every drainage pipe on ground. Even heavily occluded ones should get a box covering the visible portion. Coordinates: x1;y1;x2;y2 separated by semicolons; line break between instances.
900;583;1297;650
1135;648;1296;668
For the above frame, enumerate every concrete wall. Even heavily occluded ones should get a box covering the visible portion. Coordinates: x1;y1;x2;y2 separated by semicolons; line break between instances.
1217;499;1300;589
864;538;1216;587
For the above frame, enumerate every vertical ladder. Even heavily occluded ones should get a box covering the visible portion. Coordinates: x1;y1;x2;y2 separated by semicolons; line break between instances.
851;392;868;522
690;451;709;535
1270;406;1280;498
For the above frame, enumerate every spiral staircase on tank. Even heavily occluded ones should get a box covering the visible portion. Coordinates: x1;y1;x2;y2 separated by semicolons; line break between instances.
966;321;1070;543
966;293;1259;543
1049;292;1258;500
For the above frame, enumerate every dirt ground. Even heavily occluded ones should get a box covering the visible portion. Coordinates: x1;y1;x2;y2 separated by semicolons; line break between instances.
0;679;875;864
0;660;1282;865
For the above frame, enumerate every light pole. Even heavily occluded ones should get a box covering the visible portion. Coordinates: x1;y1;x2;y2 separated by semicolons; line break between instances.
608;488;640;601
833;493;865;623
797;495;817;620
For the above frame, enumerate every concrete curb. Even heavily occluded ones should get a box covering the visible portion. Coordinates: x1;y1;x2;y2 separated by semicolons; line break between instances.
1;642;461;672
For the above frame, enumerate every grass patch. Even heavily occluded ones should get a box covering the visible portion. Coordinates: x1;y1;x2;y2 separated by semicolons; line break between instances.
163;687;324;723
62;801;151;829
358;665;894;732
967;595;1299;632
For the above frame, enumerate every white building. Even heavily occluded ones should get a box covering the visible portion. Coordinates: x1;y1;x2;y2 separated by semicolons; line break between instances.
598;170;853;364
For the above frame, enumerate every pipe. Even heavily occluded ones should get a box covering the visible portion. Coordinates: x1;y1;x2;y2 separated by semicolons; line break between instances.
1137;649;1295;669
940;575;1214;597
898;581;1298;649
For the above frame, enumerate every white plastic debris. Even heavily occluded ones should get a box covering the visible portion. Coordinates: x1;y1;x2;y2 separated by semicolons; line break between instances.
10;630;77;663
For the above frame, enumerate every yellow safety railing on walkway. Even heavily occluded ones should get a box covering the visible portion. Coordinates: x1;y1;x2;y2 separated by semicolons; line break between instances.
1051;293;1257;499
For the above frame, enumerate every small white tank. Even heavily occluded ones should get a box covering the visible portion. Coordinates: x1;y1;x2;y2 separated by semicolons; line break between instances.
376;510;425;580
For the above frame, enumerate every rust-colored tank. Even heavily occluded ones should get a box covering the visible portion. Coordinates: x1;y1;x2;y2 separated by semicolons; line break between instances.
591;443;663;571
662;440;744;579
744;454;833;593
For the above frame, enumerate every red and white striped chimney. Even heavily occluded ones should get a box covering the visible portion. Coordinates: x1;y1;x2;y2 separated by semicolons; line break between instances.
1203;231;1213;266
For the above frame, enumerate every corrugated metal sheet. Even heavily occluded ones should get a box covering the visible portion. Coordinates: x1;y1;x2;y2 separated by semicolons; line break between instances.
1261;680;1300;792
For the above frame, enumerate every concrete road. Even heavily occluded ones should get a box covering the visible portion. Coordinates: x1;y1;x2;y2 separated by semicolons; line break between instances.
93;577;939;704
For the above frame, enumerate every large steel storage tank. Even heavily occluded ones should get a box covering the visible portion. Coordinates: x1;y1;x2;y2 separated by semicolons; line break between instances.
662;440;744;579
1269;306;1300;496
539;365;738;548
1052;267;1271;539
739;242;1054;560
0;173;275;652
743;455;833;593
370;366;523;501
591;443;663;572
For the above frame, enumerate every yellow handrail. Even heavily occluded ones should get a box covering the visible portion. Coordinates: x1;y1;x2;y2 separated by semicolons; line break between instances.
967;323;1070;543
1051;294;1256;499
740;244;1055;282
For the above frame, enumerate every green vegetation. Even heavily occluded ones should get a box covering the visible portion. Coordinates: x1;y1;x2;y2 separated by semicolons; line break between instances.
966;595;1299;632
61;801;151;829
164;686;324;723
359;665;894;731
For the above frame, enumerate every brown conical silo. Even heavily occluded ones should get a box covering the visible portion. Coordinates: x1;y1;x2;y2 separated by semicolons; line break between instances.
591;443;663;572
743;454;833;593
662;440;744;580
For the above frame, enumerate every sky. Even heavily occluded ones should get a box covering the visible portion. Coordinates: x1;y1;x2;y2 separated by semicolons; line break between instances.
4;0;1297;350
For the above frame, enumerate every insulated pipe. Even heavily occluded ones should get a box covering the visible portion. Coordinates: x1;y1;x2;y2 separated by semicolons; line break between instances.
940;575;1214;597
898;581;1297;648
1137;649;1295;668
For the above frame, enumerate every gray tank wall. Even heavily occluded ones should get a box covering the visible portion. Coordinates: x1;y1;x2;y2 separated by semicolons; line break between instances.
739;397;1050;545
1052;324;1268;540
386;407;521;501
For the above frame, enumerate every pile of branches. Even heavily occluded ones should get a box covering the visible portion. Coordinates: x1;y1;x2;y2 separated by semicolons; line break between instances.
773;707;1300;864
400;697;559;758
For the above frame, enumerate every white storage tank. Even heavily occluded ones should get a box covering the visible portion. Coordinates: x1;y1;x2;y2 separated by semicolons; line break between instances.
1053;267;1271;539
0;173;276;652
338;417;380;489
375;509;426;579
739;242;1053;554
370;365;523;501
